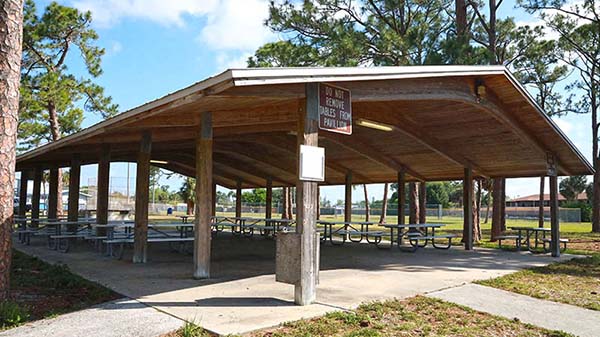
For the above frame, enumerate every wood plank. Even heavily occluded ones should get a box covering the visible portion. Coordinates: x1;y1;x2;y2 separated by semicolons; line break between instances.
68;155;81;227
295;85;319;306
194;111;213;279
133;132;151;264
463;168;473;250
48;168;59;220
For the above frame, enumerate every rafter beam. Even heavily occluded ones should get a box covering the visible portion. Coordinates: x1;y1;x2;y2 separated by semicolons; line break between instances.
319;132;426;182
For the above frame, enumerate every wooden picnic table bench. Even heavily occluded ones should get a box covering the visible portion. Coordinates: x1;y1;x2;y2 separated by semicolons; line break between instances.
104;236;194;259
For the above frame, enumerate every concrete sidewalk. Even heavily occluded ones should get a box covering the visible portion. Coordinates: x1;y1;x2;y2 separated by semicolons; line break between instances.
0;298;182;337
427;283;600;337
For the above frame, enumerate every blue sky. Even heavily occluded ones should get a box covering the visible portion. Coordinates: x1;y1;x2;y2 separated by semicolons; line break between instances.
25;0;593;203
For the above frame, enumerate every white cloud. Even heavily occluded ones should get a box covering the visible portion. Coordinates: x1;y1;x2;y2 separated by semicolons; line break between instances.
216;52;252;69
72;0;219;27
199;0;274;51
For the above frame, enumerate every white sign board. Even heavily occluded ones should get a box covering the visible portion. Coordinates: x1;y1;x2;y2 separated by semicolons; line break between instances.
299;145;325;182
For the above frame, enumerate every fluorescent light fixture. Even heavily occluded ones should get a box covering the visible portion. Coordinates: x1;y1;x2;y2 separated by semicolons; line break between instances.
150;160;168;165
356;119;393;132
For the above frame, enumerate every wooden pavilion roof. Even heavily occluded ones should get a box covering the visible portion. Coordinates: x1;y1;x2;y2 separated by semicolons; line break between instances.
16;66;593;189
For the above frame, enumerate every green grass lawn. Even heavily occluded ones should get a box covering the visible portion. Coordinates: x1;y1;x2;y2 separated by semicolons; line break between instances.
164;296;573;337
476;254;600;311
1;250;120;330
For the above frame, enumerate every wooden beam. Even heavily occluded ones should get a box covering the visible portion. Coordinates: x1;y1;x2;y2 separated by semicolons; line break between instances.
213;152;296;185
295;84;319;306
549;172;560;257
194;111;213;279
212;183;217;216
345;172;352;222
48;168;59;220
491;178;502;241
320;132;426;181
96;146;110;236
133;132;151;264
397;170;406;225
18;171;28;218
419;182;426;224
31;168;41;223
463;168;474;250
68;155;81;227
539;176;545;228
235;181;242;218
357;109;489;177
266;178;273;219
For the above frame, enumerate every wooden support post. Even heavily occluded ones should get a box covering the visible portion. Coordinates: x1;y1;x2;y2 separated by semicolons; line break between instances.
235;181;242;218
500;178;506;231
397;171;406;225
31;168;41;224
96;146;110;235
266;178;273;219
133;132;151;264
344;172;352;222
550;175;560;257
48;168;59;220
194;111;213;279
539;176;545;228
463;168;474;250
18;171;28;218
419;182;426;224
491;178;502;241
294;84;319;305
409;183;418;224
212;183;217;216
67;156;81;231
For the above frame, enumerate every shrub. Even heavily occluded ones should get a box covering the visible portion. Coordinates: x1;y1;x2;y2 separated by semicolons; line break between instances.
0;301;29;329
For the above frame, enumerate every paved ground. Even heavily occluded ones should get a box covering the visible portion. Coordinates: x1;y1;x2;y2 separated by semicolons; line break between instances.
428;283;600;337
0;298;182;337
14;233;575;335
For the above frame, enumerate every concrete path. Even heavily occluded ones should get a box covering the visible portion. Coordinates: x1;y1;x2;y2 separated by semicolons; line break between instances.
427;283;600;337
0;298;182;337
14;235;576;335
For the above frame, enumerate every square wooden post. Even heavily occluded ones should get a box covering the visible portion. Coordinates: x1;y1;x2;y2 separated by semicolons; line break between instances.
48;168;59;220
397;171;406;225
344;172;352;222
68;155;81;222
491;178;502;241
212;183;217;216
539;176;545;228
18;171;29;218
419;182;427;224
266;178;273;219
133;132;151;264
294;84;319;305
463;168;474;250
31;168;42;224
549;175;560;257
235;181;242;218
194;111;213;279
96;146;110;235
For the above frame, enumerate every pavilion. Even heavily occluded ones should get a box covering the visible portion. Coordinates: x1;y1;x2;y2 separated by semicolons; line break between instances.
15;65;593;305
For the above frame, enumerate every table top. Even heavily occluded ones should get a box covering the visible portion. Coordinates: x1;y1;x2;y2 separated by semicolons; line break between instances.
382;223;444;228
509;226;552;231
39;220;94;226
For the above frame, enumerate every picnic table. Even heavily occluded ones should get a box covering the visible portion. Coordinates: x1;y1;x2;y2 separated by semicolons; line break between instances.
508;226;561;252
381;223;456;251
317;221;384;245
38;219;95;252
211;216;295;237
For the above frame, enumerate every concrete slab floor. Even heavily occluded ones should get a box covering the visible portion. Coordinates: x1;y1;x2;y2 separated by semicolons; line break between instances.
14;233;576;336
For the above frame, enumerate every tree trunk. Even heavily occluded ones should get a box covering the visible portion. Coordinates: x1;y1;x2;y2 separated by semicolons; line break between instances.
473;180;482;242
592;94;600;232
0;0;24;301
282;187;289;219
409;182;418;224
186;200;194;215
47;103;64;217
484;190;491;224
379;183;389;224
363;184;370;222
